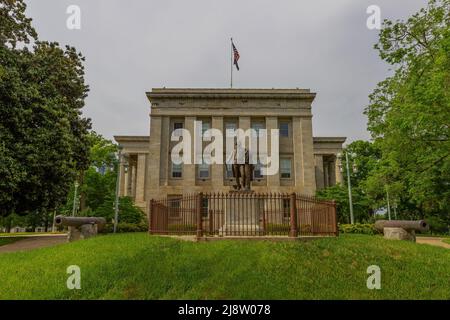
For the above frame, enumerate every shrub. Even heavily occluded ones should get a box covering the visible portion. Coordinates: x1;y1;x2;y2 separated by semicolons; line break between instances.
339;223;379;235
265;223;290;233
95;196;145;224
168;224;196;232
101;221;148;233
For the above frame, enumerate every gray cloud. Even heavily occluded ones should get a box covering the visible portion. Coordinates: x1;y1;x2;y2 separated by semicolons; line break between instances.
24;0;428;143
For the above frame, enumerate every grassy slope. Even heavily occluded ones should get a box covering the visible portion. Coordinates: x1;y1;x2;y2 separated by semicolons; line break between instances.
0;238;24;247
444;238;450;245
0;233;449;300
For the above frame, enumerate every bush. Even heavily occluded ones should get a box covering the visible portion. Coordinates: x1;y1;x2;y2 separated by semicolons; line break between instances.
339;223;379;235
168;224;196;232
101;221;148;233
95;196;145;224
265;223;290;233
424;216;449;235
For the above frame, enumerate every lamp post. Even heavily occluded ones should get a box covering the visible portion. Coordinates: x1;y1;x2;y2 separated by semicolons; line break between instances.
392;200;398;220
386;186;392;221
338;152;355;224
71;181;79;217
113;146;123;233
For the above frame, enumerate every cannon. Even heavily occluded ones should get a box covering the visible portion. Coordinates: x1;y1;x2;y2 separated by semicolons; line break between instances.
55;215;106;242
374;220;429;242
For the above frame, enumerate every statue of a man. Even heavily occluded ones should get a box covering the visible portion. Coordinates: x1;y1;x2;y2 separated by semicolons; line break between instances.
230;142;253;191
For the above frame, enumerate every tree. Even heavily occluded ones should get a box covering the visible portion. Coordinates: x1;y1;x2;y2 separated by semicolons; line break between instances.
0;0;91;217
80;132;117;212
365;0;450;220
317;140;380;223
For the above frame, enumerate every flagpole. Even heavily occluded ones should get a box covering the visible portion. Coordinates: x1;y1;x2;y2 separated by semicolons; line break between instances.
230;37;233;88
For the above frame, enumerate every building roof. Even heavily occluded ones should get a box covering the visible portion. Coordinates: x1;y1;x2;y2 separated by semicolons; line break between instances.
146;88;316;101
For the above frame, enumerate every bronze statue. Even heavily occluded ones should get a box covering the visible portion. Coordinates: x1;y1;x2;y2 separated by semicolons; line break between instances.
230;142;254;191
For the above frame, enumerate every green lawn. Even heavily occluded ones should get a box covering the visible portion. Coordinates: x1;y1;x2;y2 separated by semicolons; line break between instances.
0;233;449;300
0;237;24;247
443;238;450;245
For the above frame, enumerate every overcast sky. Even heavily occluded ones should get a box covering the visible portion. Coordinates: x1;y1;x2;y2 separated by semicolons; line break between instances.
24;0;428;143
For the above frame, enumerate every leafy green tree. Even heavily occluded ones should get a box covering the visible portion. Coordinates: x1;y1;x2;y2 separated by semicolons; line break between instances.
317;140;380;223
95;196;144;224
365;0;450;219
0;0;91;217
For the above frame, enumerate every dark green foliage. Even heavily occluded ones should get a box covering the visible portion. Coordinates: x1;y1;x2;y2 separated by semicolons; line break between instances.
365;0;450;219
0;0;91;217
265;223;290;233
95;196;144;224
316;184;374;224
102;222;148;233
168;224;196;232
339;223;379;235
424;216;449;235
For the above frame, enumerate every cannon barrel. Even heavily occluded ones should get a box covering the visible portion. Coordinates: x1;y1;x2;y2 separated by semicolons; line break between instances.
374;220;429;232
55;215;106;230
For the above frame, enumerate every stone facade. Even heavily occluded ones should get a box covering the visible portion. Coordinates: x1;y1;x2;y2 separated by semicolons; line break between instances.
114;88;346;213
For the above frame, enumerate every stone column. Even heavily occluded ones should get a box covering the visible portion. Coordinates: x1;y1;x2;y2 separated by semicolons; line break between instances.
130;160;137;199
239;116;251;148
126;159;133;196
160;116;170;186
184;116;197;187
266;116;279;187
293;117;316;194
148;116;162;195
124;168;129;196
323;161;329;188
329;158;337;186
211;116;224;189
335;156;343;184
119;157;126;196
314;155;324;190
135;153;147;203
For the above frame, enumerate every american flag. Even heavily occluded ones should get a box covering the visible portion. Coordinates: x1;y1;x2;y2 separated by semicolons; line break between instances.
232;41;240;71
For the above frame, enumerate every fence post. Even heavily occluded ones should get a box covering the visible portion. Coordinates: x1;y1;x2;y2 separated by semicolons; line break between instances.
332;200;338;236
196;192;203;239
289;192;298;237
148;199;153;234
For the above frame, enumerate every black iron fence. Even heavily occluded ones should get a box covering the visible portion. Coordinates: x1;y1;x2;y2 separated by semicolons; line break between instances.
149;192;338;238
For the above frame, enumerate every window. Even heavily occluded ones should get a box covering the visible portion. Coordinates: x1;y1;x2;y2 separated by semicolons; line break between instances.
226;164;234;179
198;162;210;179
253;161;263;179
173;122;183;137
280;122;289;137
225;122;237;137
251;122;264;137
280;158;292;179
225;122;237;130
202;122;210;135
172;162;182;178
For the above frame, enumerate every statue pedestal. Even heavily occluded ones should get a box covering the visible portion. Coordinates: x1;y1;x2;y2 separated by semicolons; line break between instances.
220;191;262;235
